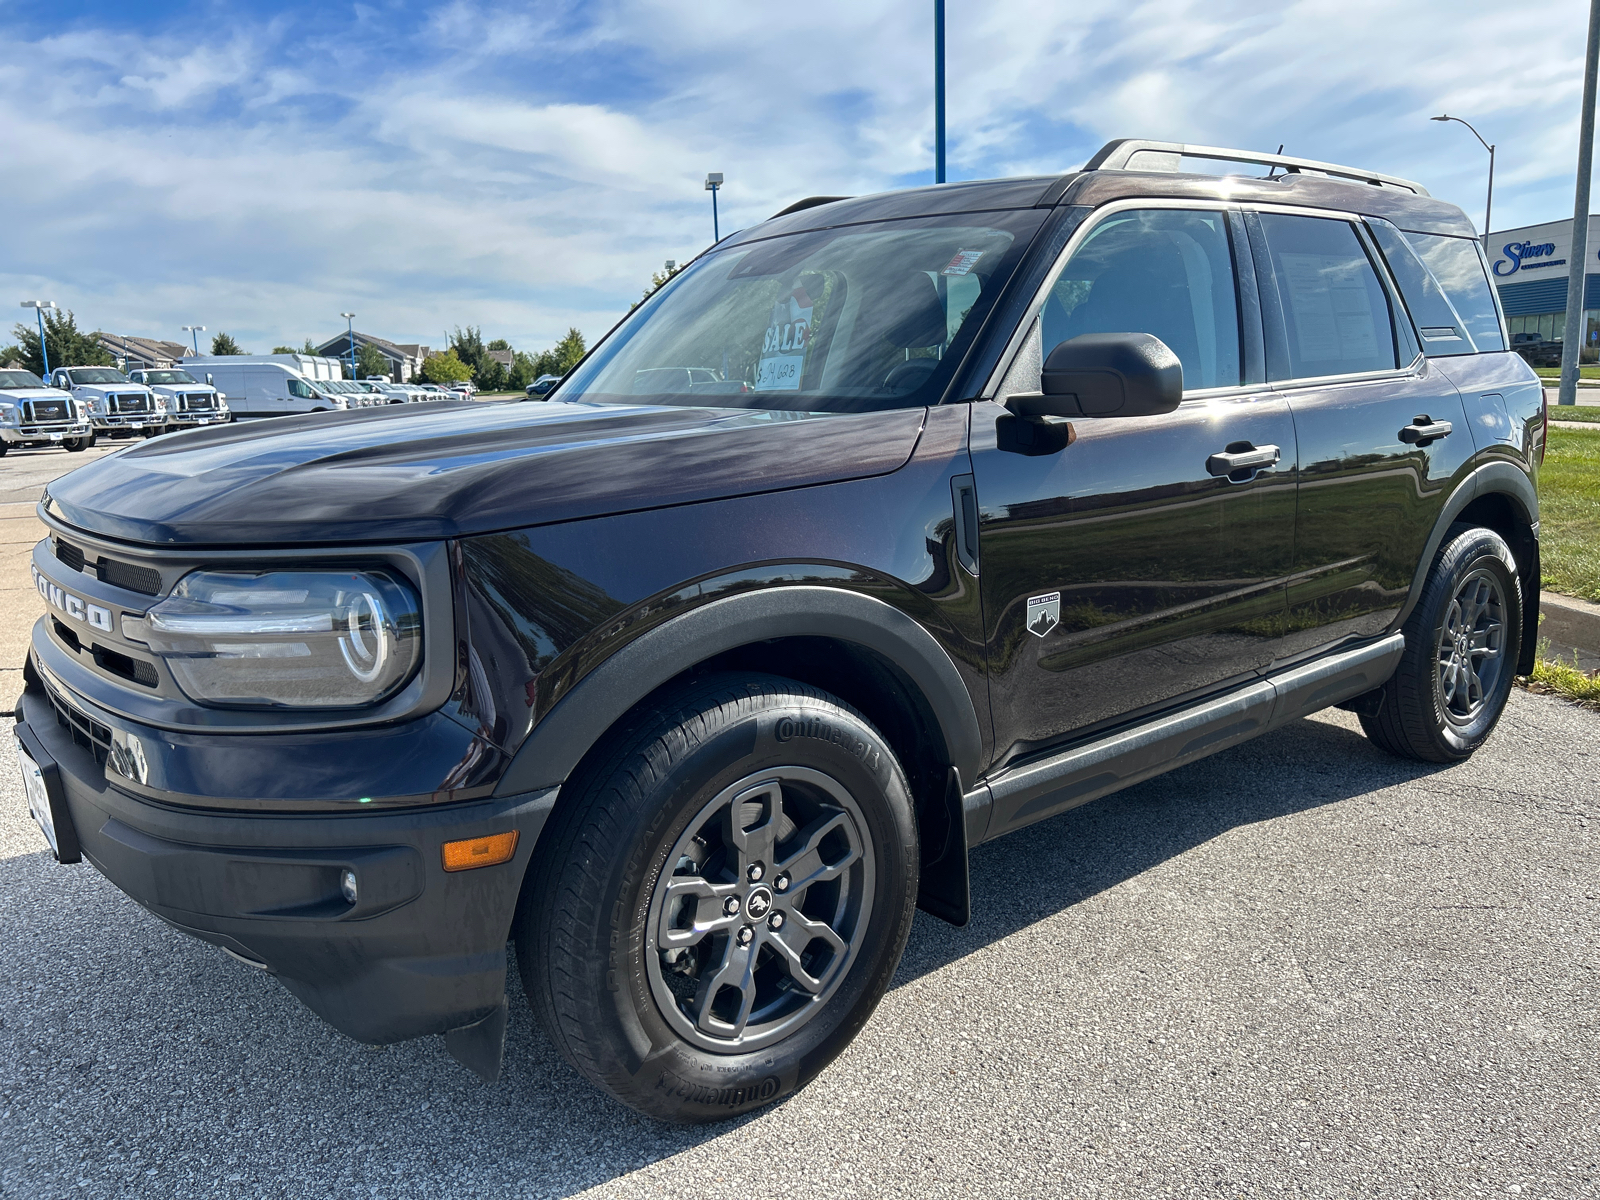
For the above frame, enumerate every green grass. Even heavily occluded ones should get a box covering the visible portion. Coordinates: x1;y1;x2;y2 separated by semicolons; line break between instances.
1534;365;1600;379
1546;404;1600;423
1523;640;1600;710
1539;425;1600;602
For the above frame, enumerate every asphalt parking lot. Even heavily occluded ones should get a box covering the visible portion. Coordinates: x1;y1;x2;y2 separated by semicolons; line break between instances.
2;444;1597;1199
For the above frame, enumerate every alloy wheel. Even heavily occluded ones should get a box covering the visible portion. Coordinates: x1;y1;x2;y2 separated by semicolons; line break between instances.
644;766;874;1054
1435;568;1505;725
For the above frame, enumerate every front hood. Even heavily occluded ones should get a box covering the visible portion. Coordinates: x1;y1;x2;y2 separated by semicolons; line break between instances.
148;384;216;397
1;387;72;401
75;385;150;397
44;399;927;546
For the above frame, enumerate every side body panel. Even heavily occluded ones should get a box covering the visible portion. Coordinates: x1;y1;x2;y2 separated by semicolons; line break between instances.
454;405;993;784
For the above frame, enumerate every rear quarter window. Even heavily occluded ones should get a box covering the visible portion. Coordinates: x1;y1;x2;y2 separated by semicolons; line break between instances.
1400;232;1506;352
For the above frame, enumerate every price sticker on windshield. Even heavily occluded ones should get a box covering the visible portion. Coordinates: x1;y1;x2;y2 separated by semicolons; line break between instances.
754;285;814;391
941;250;985;276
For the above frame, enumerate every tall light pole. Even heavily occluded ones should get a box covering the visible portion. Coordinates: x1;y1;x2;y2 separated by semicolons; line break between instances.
1430;115;1494;254
20;300;57;378
181;325;205;356
705;174;724;243
341;312;356;378
934;0;946;183
1560;0;1600;409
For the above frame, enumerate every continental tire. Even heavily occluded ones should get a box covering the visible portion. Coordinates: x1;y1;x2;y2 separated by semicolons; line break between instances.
516;672;918;1123
1361;524;1521;763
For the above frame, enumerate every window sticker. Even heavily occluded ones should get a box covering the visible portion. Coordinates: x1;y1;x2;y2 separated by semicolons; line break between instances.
941;249;985;277
1277;252;1380;364
754;284;814;391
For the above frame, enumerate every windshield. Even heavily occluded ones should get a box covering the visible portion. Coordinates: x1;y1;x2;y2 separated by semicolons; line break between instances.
143;370;198;385
68;368;129;385
0;370;46;389
561;211;1045;411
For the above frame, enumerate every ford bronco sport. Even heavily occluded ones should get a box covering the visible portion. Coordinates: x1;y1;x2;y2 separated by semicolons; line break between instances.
15;140;1544;1123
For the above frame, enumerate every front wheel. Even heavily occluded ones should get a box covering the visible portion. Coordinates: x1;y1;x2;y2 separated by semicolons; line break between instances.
1361;524;1521;762
517;673;918;1122
62;435;91;452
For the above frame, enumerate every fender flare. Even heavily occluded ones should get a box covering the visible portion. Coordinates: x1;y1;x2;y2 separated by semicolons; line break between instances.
492;585;985;797
1390;460;1540;640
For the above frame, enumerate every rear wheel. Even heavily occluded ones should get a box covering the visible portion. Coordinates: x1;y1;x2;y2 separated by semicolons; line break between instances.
517;672;918;1122
1360;524;1521;762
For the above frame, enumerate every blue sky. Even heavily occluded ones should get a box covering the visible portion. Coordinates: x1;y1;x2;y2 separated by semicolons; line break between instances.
1;0;1594;357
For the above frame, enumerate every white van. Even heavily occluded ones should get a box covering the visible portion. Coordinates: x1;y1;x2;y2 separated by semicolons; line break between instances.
194;361;349;419
182;352;344;381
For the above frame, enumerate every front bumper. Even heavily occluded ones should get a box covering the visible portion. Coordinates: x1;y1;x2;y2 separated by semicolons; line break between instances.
13;674;556;1049
2;420;93;445
166;411;231;427
90;413;163;433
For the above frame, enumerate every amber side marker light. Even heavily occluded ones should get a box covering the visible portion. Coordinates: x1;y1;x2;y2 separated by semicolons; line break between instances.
441;830;519;872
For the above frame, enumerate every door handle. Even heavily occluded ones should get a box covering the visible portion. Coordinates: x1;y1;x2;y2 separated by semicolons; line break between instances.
951;474;979;577
1206;442;1280;481
1399;416;1453;446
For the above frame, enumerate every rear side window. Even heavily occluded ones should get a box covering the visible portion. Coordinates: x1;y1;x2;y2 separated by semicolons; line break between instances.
1401;232;1506;352
1257;214;1398;380
1367;218;1475;356
1041;208;1242;390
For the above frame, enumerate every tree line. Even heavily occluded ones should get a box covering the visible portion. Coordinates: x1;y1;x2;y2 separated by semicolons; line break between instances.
417;326;587;391
2;310;590;395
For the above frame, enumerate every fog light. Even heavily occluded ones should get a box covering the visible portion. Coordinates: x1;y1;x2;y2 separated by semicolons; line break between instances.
441;831;519;872
340;868;358;904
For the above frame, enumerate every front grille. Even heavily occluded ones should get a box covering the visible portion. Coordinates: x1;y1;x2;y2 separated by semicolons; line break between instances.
51;615;159;689
54;539;86;573
43;676;112;765
180;392;213;411
27;399;69;422
51;538;163;595
112;394;149;414
100;558;163;596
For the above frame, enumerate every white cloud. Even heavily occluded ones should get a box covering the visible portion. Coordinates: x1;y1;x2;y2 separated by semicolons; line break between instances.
0;0;1592;357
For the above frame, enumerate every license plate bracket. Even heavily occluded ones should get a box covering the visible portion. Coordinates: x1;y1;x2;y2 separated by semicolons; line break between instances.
15;726;81;864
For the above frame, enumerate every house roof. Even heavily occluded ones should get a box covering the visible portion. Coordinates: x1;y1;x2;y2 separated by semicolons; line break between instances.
315;331;431;362
94;334;191;363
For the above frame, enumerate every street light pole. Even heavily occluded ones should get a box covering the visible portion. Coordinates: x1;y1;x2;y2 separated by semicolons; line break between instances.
935;0;945;183
705;174;724;243
20;300;58;377
1560;0;1600;409
341;312;356;378
1430;114;1495;255
181;325;205;356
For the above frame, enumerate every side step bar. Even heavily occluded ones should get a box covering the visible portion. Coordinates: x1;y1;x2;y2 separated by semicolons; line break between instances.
974;634;1405;843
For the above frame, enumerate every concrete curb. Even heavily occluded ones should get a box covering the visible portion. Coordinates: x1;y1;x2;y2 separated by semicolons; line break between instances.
1541;591;1600;670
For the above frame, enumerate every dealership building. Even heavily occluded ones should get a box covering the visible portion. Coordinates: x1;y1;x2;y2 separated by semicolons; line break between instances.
1488;215;1600;347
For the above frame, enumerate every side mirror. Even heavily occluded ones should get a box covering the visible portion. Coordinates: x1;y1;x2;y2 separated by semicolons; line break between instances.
206;374;214;385
1008;333;1183;419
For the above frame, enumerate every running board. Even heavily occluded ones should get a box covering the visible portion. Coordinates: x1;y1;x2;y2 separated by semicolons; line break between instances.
977;634;1405;842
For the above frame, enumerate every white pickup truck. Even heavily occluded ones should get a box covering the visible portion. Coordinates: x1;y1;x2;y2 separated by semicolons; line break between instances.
126;367;232;429
0;368;95;455
48;366;168;439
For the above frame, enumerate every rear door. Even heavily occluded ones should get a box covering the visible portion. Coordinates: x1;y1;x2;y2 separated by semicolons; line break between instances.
1245;209;1475;661
970;203;1298;785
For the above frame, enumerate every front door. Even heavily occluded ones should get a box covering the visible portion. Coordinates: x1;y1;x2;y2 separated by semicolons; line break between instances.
970;205;1298;782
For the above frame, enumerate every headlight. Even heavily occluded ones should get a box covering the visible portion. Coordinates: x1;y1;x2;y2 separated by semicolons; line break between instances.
0;403;17;425
142;569;422;708
153;397;168;413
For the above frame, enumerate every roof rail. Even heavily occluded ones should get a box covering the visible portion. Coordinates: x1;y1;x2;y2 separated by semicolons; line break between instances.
771;195;851;218
1084;139;1429;196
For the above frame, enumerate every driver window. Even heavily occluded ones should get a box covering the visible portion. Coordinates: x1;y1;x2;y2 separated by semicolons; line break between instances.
288;378;313;399
1042;208;1243;392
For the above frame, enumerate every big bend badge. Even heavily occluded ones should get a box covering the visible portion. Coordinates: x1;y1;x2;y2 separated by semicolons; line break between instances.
1026;592;1060;638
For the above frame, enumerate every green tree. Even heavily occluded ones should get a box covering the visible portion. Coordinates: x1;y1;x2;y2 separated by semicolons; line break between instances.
271;345;296;354
487;338;510;352
530;327;587;378
419;348;473;384
10;309;113;377
448;325;487;372
630;262;685;312
302;338;319;355
0;344;23;368
211;332;245;355
356;342;391;380
508;350;537;390
474;356;507;392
